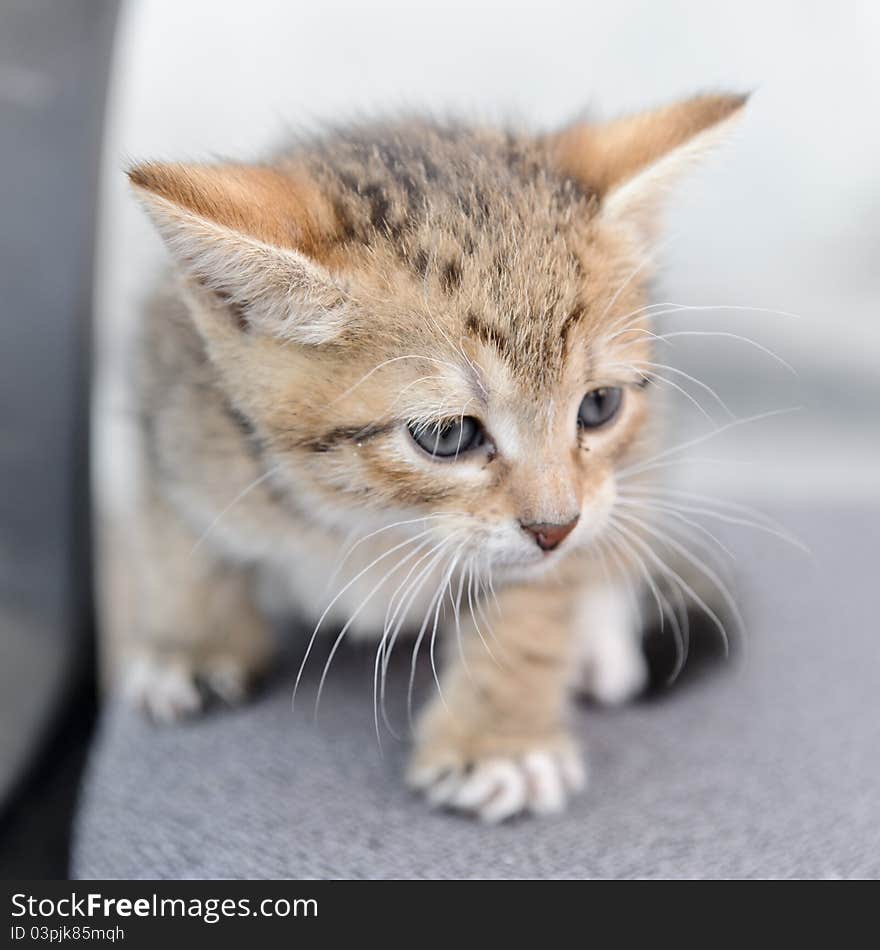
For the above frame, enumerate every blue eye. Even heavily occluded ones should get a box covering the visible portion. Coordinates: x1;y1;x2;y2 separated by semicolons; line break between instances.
577;387;623;429
408;416;484;459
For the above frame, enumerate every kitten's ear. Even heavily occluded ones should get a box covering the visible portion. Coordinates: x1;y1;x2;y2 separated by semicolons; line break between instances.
550;92;748;248
128;162;349;345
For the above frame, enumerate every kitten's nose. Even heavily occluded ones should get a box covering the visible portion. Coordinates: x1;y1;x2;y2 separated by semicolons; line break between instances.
520;516;580;552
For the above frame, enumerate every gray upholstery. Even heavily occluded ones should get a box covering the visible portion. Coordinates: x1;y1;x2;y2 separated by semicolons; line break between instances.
0;0;116;815
73;506;880;879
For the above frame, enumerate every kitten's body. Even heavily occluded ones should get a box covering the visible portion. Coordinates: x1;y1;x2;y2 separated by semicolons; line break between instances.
114;97;745;820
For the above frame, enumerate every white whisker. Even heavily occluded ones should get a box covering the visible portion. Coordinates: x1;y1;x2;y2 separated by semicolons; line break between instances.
606;301;803;340
630;359;735;417
617;406;801;479
190;466;280;556
377;535;459;734
472;560;501;662
611;517;726;660
598;244;669;326
605;523;667;634
656;330;797;375
616;498;738;562
372;535;448;744
605;522;685;669
595;534;643;632
293;529;437;709
618;491;809;554
406;546;461;725
323;514;457;597
451;561;475;684
613;513;740;656
429;546;467;704
663;570;691;683
628;366;719;422
619;486;809;550
331;353;463;406
313;535;437;719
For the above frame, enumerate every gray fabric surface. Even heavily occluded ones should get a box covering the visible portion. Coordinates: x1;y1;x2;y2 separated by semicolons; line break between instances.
73;506;880;879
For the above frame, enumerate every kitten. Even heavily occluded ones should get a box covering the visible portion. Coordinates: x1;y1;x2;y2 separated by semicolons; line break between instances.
116;92;746;822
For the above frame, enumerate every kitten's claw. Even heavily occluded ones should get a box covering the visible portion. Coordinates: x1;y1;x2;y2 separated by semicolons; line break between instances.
408;744;586;822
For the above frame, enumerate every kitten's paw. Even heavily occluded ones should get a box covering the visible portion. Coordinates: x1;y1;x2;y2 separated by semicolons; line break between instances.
575;583;647;705
407;738;586;823
120;652;257;723
578;632;648;706
121;656;202;722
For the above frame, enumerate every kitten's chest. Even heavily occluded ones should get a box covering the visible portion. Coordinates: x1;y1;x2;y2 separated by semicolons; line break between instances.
255;528;464;642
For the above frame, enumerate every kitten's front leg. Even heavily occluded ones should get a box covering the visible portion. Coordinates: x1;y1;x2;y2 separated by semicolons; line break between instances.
113;489;273;721
575;580;648;706
407;580;586;822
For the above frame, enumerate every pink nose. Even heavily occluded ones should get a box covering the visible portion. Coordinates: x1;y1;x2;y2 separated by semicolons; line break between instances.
520;516;580;552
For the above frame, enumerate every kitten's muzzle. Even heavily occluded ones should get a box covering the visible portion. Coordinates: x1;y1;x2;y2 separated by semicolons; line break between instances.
519;516;580;552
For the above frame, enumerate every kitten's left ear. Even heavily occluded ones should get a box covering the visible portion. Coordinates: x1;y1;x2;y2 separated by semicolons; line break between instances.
129;161;350;345
550;92;748;248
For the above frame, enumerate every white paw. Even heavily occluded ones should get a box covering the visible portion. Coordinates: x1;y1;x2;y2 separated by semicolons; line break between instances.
408;746;587;823
120;654;252;723
122;656;202;723
579;634;648;706
575;582;647;705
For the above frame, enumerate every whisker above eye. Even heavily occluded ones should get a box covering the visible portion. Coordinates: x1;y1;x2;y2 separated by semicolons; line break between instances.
604;301;804;341
616;406;802;480
627;359;736;417
388;374;446;410
639;372;718;422
330;353;465;406
653;330;797;375
597;240;671;326
619;457;758;479
604;359;719;422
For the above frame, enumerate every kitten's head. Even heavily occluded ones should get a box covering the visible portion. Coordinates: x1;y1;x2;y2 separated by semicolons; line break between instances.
131;93;745;575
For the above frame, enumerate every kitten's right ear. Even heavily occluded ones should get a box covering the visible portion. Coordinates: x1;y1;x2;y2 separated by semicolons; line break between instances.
128;162;349;345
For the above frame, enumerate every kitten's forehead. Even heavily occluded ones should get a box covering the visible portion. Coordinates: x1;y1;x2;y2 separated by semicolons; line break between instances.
418;234;625;400
300;120;619;389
